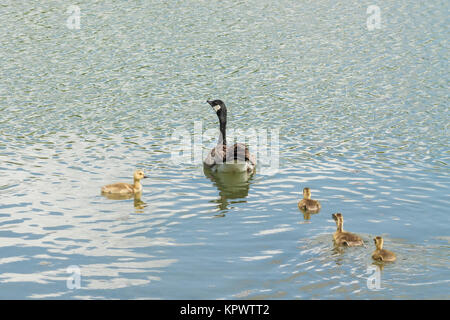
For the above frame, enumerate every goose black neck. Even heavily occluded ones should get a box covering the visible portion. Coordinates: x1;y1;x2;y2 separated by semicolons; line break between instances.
216;104;227;145
219;119;227;145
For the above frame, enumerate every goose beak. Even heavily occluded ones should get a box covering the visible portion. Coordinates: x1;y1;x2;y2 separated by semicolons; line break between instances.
207;100;221;112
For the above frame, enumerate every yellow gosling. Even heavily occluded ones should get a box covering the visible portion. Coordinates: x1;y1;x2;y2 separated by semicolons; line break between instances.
372;236;396;262
298;187;321;212
101;170;147;194
332;213;364;247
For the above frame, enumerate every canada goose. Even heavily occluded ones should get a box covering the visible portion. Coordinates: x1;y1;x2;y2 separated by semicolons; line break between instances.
332;213;364;247
298;187;321;212
101;170;147;194
203;100;256;173
372;236;396;262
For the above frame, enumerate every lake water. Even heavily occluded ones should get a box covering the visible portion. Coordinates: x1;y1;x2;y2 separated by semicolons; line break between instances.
0;0;449;299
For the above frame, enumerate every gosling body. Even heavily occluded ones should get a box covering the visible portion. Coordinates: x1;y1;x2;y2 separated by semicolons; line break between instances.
372;236;396;262
298;188;321;212
332;213;364;247
101;170;147;194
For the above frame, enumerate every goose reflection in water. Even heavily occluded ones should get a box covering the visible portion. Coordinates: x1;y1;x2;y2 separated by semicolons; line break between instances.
203;166;254;214
101;191;147;212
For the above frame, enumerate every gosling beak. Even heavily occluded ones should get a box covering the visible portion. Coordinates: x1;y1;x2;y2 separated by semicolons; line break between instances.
143;175;148;179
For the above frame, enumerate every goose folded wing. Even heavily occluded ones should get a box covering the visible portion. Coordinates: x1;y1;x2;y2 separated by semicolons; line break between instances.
204;144;226;167
225;143;255;165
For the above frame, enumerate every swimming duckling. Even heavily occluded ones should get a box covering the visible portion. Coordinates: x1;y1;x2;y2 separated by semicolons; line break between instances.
101;170;147;194
372;236;396;262
298;187;321;212
332;213;364;247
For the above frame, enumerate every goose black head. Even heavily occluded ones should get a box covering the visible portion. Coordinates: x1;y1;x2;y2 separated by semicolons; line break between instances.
207;100;227;120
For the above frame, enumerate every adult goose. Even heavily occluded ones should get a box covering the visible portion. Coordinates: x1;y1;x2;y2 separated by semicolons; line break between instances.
203;100;256;173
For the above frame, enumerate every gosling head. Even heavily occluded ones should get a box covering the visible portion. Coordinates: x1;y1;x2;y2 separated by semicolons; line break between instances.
332;213;343;223
303;187;312;199
133;170;147;181
374;236;384;250
332;213;344;230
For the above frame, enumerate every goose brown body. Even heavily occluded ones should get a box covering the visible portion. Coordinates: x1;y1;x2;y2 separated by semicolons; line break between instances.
332;213;364;247
204;143;256;173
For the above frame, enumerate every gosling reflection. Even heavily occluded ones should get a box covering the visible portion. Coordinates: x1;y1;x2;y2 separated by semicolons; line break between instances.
204;166;254;212
101;191;147;212
331;245;346;257
299;208;320;221
371;261;386;272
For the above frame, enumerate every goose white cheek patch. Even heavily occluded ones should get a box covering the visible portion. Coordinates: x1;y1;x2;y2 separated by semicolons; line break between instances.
213;105;221;112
